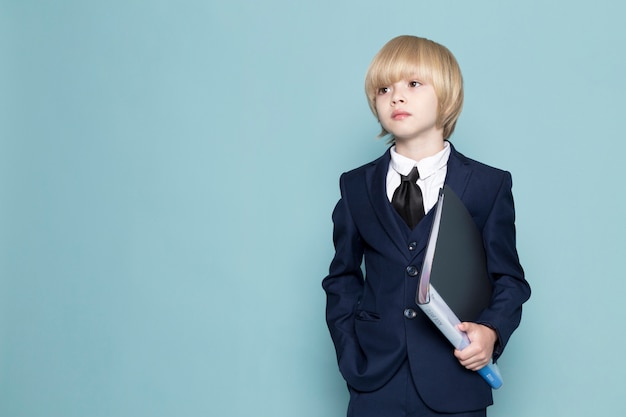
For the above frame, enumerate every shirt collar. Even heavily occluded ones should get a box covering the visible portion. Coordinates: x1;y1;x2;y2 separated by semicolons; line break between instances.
390;141;451;179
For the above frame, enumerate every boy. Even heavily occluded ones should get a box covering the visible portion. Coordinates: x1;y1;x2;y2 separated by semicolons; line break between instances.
322;36;531;417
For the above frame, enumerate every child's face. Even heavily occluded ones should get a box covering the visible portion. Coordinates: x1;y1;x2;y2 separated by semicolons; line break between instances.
374;77;441;143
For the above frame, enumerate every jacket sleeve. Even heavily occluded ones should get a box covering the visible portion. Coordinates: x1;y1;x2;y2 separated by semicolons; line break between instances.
475;171;531;360
322;173;365;364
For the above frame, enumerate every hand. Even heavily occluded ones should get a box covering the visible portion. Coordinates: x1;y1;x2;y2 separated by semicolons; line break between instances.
453;322;498;371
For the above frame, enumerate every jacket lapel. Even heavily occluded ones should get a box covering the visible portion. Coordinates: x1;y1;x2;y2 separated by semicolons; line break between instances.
365;149;409;256
444;143;472;199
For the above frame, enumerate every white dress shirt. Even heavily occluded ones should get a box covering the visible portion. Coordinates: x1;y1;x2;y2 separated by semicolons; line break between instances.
386;141;451;214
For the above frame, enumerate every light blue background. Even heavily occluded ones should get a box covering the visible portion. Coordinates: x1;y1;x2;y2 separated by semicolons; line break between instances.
2;1;625;416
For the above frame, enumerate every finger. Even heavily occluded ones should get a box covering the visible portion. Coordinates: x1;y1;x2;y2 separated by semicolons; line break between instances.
454;345;475;361
459;355;488;371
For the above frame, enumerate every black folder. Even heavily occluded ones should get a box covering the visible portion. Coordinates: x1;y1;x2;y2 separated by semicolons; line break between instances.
416;185;492;322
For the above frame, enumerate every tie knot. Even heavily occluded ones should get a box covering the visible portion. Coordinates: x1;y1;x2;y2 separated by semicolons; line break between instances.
401;166;420;183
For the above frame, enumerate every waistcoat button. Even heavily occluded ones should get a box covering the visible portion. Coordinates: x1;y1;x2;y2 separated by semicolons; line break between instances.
404;308;417;319
406;265;418;276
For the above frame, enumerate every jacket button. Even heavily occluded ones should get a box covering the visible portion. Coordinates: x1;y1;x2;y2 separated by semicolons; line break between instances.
408;241;417;251
406;265;418;276
404;308;417;319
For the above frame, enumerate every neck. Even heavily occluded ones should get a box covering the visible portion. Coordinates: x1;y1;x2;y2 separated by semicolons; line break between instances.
394;135;445;162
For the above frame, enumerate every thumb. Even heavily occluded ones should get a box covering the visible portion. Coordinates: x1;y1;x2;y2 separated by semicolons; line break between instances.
457;322;470;332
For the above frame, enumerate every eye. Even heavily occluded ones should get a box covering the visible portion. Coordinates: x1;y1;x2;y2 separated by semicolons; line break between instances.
377;87;390;95
409;81;421;88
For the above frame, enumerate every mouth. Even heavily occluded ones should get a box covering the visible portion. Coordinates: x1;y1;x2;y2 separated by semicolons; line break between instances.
391;111;411;120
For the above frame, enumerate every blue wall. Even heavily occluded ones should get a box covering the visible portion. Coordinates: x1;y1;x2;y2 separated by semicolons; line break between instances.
2;1;625;416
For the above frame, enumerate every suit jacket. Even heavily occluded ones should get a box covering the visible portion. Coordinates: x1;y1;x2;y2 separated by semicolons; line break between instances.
322;144;531;413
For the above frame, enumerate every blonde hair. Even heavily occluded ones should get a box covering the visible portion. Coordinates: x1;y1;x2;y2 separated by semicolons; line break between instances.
364;35;464;140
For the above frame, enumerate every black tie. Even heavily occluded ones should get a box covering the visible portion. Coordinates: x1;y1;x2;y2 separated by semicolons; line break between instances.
392;167;425;229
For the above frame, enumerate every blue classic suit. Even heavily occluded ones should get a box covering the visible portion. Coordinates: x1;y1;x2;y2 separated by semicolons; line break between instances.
323;144;531;414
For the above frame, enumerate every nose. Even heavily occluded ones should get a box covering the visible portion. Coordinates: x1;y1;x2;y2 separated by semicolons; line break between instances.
391;90;405;105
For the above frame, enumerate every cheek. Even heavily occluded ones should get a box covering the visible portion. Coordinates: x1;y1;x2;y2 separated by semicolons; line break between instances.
375;103;387;123
374;97;386;115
